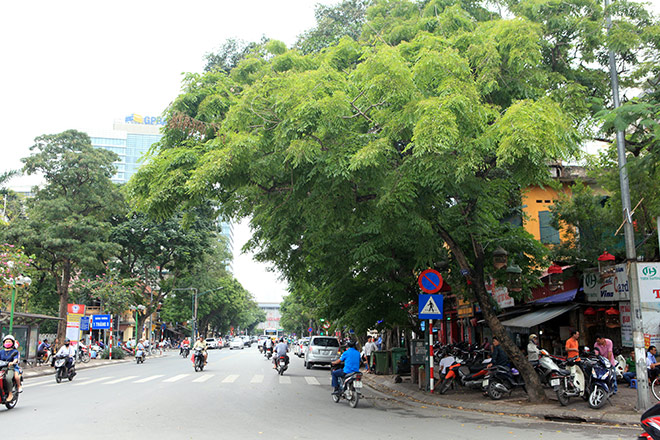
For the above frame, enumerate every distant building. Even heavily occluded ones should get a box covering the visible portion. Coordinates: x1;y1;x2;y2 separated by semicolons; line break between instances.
256;302;282;333
89;115;234;257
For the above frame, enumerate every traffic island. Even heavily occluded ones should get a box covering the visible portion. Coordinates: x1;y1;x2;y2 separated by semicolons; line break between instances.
362;373;642;427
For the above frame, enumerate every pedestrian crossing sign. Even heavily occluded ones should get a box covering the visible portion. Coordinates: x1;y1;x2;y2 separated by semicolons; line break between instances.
418;294;443;319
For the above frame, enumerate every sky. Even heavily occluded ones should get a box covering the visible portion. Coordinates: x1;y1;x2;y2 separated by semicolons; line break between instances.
0;0;339;304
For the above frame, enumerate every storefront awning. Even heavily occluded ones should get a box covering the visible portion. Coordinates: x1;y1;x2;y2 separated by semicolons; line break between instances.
501;304;578;329
532;288;578;304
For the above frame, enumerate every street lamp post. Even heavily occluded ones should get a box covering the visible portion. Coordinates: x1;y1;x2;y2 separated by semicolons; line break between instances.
171;287;225;341
4;275;31;334
172;288;198;342
604;0;650;412
129;304;146;340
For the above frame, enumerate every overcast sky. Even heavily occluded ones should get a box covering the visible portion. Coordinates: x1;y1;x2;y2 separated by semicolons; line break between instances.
0;0;340;304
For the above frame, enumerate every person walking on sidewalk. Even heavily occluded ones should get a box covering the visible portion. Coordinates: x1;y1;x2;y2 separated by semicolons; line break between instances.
363;337;377;373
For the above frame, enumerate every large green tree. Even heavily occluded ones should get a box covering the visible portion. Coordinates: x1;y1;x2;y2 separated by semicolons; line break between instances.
2;130;121;341
128;0;659;402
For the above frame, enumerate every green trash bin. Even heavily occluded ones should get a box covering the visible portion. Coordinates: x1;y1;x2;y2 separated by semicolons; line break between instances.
373;350;391;375
391;347;407;374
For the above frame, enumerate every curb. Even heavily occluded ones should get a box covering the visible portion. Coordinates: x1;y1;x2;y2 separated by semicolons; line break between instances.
363;375;641;427
23;353;167;379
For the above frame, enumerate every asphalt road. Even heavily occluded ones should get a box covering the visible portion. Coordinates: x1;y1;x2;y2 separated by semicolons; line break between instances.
7;346;640;440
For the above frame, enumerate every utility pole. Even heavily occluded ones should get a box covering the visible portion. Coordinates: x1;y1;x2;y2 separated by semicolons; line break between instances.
604;0;650;411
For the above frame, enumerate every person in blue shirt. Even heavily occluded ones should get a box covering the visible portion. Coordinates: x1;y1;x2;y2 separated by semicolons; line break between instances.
330;340;361;395
0;335;19;403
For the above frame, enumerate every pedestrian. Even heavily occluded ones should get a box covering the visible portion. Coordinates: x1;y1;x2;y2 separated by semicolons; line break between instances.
527;334;540;362
482;338;491;351
623;350;636;386
565;330;580;360
594;335;615;365
376;335;383;351
647;346;660;381
363;337;377;373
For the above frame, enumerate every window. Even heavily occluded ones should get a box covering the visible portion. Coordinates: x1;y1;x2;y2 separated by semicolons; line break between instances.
538;211;560;244
311;337;339;347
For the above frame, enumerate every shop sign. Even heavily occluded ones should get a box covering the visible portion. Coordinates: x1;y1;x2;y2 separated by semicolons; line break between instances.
457;298;474;318
619;302;632;347
486;283;514;309
583;264;629;301
638;263;660;347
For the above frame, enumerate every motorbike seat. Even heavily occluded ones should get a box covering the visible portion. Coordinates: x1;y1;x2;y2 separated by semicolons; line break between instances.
558;368;571;375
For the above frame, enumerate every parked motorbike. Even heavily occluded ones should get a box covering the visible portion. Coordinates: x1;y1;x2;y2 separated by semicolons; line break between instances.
193;349;205;372
483;365;526;400
331;364;362;408
276;356;288;376
54;355;76;383
533;349;562;387
552;356;587;406
135;348;145;364
583;354;616;409
439;358;489;394
0;360;19;410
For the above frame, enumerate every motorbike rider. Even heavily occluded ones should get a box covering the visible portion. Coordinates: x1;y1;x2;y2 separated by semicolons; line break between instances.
265;337;273;356
330;340;361;395
136;339;146;360
527;334;540;362
180;338;190;356
193;336;208;365
0;335;19;402
37;338;50;361
273;338;289;369
56;339;76;376
487;337;509;368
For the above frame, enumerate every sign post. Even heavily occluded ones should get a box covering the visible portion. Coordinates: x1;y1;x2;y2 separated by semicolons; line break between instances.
109;315;113;361
418;269;444;393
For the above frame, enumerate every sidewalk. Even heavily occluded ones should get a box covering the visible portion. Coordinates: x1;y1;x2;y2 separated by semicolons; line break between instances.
363;372;645;426
22;352;167;379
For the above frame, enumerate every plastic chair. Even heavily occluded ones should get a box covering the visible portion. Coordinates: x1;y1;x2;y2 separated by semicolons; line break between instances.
631;379;638;389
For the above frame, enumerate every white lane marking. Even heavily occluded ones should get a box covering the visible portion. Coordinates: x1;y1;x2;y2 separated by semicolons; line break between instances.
73;376;113;386
222;374;239;383
279;376;291;384
134;375;164;383
163;374;189;383
23;379;54;388
192;374;214;383
305;376;320;385
102;376;138;385
250;375;264;384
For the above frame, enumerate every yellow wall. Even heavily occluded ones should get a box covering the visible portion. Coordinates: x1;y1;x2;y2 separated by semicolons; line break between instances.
522;184;572;242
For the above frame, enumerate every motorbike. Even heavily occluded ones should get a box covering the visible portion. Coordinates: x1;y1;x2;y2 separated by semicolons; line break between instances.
77;345;91;363
276;355;288;375
193;349;205;372
265;348;273;360
0;361;19;410
640;402;660;440
438;357;489;394
37;349;51;366
533;349;562;387
135;348;145;364
331;364;362;408
54;355;76;383
483;365;526;400
180;346;190;358
551;356;587;406
582;354;616;409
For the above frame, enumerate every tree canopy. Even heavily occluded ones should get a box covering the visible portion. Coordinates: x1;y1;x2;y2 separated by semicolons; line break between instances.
128;0;659;401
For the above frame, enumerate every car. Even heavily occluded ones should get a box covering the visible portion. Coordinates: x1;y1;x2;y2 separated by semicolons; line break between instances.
304;336;340;369
229;338;244;350
294;337;310;357
205;338;220;349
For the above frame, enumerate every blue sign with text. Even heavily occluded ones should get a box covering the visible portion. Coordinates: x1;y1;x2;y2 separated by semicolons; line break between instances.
91;315;112;330
80;317;90;331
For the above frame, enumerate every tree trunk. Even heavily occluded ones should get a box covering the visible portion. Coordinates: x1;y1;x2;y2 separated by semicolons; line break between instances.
438;227;547;403
56;260;72;345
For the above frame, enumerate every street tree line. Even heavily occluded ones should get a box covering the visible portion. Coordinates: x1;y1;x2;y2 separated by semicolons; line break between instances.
0;130;264;341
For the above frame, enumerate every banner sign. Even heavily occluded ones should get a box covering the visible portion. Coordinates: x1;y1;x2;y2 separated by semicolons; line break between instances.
583;264;630;302
638;263;660;347
91;315;112;330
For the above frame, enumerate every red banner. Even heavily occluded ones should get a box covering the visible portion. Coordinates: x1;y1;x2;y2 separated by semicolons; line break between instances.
67;304;86;314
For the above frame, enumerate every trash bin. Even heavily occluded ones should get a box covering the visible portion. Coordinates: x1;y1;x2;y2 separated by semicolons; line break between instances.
373;350;391;375
391;347;406;374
